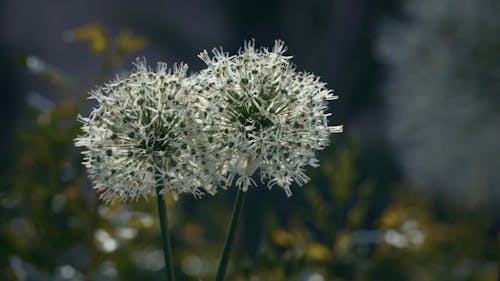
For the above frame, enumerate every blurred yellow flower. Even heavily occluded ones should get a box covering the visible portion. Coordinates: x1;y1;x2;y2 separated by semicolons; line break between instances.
116;29;148;55
306;242;332;262
70;23;109;54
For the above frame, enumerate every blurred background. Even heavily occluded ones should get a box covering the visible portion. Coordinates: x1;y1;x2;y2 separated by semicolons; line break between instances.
1;0;499;280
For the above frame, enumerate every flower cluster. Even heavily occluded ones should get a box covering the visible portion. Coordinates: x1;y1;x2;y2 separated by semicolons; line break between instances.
76;40;342;202
75;60;218;202
197;40;342;196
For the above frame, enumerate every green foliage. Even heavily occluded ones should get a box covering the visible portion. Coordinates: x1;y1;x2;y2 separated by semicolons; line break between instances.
227;141;497;281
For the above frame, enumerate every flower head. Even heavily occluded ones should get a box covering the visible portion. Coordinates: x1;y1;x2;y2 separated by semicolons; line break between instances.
75;60;217;202
197;40;342;196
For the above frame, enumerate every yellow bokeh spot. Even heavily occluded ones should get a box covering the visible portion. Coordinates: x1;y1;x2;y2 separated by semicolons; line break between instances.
71;23;109;54
333;231;351;257
378;205;406;229
117;29;148;55
271;228;296;247
306;242;332;262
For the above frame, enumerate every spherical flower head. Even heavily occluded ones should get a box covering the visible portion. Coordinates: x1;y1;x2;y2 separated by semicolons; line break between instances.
75;59;217;203
197;40;342;197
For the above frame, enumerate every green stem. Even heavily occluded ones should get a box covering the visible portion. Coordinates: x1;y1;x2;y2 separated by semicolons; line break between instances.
156;184;176;281
215;188;247;281
497;229;500;281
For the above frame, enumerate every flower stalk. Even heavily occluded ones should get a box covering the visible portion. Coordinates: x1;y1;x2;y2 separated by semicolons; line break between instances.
215;188;247;281
156;179;176;281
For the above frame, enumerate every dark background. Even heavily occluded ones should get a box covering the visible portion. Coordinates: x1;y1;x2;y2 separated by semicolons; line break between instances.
1;0;398;144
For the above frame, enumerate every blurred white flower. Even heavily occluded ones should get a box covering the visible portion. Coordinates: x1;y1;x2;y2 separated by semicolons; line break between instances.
75;59;217;202
377;0;500;207
197;40;342;196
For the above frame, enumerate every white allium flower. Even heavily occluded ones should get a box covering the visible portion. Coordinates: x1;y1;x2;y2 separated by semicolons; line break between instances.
197;40;342;197
75;60;218;202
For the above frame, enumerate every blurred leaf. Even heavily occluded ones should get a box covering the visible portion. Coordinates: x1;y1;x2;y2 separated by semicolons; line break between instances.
116;29;148;56
306;242;332;262
20;55;74;89
271;228;296;248
70;23;109;54
346;183;373;229
333;231;351;258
